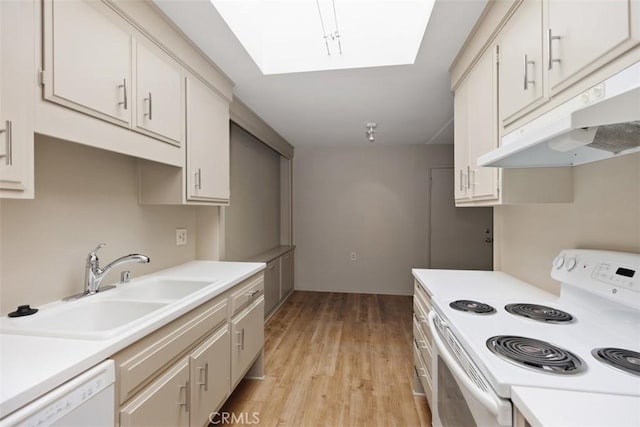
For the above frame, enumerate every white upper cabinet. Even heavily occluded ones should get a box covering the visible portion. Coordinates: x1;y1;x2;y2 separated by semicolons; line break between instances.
135;42;184;146
498;0;546;125
44;0;132;126
0;0;34;198
455;47;499;204
186;76;230;203
547;0;640;95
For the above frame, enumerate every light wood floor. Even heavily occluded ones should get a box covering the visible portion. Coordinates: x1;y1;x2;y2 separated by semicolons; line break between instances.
219;291;432;426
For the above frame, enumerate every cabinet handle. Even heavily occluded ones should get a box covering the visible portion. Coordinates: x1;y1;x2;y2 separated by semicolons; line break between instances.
414;366;428;379
198;363;209;391
470;169;476;189
547;29;561;70
178;380;190;412
414;338;429;350
235;329;246;350
117;78;128;110
523;54;535;90
144;92;153;120
195;168;202;190
459;169;464;192
466;165;471;190
246;289;260;298
0;120;12;165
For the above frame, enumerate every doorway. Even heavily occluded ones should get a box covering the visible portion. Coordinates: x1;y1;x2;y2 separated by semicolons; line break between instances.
429;167;493;270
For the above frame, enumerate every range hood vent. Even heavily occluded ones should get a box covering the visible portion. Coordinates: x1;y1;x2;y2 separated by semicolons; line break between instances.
478;62;640;168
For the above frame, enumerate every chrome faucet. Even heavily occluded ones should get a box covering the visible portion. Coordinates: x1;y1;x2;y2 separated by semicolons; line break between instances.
85;243;150;294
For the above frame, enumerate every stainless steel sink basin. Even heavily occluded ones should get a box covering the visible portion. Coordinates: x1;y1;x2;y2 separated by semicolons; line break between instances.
114;278;215;301
0;300;168;340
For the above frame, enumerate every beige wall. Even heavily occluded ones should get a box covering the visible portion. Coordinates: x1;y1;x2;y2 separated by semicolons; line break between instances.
224;124;281;260
495;153;640;294
294;144;454;295
0;136;200;314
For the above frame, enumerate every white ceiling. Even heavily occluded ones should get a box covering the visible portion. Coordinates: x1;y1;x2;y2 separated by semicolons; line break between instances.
153;0;487;147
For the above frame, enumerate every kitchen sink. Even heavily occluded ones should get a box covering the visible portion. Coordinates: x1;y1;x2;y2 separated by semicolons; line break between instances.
113;278;215;301
0;299;168;340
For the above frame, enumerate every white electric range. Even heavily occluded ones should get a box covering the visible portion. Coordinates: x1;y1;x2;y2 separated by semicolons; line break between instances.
420;249;640;427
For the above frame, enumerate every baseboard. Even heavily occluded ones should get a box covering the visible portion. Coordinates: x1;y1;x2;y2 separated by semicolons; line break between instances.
292;287;413;297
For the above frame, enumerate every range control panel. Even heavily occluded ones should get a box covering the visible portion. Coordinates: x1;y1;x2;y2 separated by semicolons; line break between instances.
591;262;636;289
551;249;640;306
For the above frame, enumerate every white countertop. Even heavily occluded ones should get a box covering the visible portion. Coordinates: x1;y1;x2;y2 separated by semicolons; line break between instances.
0;261;264;418
512;386;640;427
412;268;556;300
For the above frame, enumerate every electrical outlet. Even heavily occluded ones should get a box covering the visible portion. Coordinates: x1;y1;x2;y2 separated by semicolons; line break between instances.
176;228;187;246
350;252;357;261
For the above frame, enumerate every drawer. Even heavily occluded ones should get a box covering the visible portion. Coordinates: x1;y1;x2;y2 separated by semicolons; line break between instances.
230;273;264;316
413;310;433;345
413;316;432;376
413;339;432;406
115;297;227;403
414;281;432;312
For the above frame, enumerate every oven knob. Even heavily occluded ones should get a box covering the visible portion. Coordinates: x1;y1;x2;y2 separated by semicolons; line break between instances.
565;257;577;271
553;256;565;269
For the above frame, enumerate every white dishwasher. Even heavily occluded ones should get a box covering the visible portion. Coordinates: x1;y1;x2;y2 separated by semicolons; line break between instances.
0;360;115;427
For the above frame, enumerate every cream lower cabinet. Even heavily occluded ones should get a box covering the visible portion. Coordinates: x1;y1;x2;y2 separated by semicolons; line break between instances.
120;325;230;427
280;251;294;298
231;297;265;389
263;259;281;317
413;281;433;408
114;272;265;427
0;0;35;198
120;358;190;427
189;325;231;426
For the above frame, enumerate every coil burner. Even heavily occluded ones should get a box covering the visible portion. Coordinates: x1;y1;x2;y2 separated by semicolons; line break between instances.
505;303;574;323
449;300;496;314
592;348;640;377
486;335;584;374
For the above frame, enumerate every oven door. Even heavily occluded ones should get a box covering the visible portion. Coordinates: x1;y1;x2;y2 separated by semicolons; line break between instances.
428;311;512;427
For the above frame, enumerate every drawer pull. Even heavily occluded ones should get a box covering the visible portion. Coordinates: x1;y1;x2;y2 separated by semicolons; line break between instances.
414;338;429;350
246;289;260;298
236;328;245;350
414;366;428;379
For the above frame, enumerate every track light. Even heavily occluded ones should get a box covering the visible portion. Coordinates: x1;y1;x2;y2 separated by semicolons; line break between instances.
366;122;377;142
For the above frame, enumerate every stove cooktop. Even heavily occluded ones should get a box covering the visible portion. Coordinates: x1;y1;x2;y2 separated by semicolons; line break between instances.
429;249;640;398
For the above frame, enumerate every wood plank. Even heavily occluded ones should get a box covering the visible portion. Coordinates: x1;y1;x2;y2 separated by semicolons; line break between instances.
219;291;431;426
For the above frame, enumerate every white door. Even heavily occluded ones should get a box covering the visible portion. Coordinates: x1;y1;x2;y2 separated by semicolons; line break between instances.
429;167;493;270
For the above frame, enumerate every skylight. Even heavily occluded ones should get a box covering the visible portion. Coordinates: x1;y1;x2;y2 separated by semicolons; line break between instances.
209;0;436;75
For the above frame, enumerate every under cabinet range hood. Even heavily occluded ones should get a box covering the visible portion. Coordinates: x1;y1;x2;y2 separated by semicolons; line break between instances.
478;62;640;168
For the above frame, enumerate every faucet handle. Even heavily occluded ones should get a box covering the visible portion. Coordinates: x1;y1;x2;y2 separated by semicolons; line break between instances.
88;243;106;259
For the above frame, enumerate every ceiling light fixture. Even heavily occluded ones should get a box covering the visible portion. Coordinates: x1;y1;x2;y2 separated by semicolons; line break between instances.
315;0;342;56
366;122;377;142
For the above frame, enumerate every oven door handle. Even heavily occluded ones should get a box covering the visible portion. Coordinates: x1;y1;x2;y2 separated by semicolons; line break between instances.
428;311;501;417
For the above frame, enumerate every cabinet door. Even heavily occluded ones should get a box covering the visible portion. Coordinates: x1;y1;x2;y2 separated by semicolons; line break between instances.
280;252;294;298
186;76;230;203
453;79;469;202
231;297;265;389
0;0;34;197
135;42;184;146
44;0;131;126
190;325;231;427
498;0;545;125
263;259;281;317
548;0;639;94
466;47;499;201
120;357;190;427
